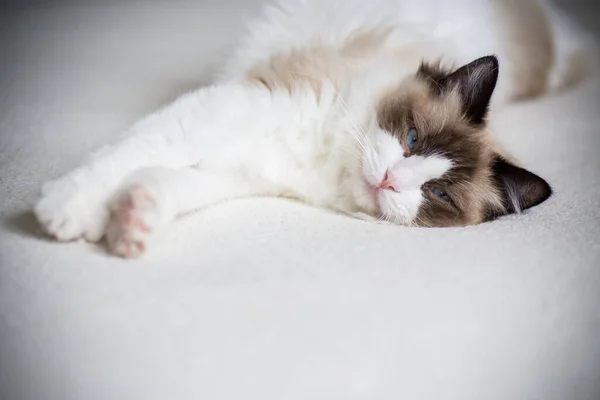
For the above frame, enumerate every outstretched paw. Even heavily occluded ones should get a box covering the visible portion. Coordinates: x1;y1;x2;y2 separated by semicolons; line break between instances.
34;177;109;242
106;184;164;259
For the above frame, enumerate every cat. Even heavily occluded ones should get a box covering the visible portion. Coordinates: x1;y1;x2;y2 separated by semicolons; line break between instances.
34;0;595;258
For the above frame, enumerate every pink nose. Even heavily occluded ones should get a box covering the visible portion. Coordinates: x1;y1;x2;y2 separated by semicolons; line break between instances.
378;170;400;192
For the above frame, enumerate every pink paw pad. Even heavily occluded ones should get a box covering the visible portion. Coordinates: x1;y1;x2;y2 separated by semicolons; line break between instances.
113;237;146;259
108;184;161;259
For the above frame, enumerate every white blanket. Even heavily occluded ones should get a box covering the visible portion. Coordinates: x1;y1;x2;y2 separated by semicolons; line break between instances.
1;1;599;399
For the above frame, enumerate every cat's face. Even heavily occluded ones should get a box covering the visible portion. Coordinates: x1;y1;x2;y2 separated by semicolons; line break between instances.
360;56;552;227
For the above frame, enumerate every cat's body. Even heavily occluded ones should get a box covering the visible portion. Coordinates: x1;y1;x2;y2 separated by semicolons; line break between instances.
223;0;555;101
34;0;593;258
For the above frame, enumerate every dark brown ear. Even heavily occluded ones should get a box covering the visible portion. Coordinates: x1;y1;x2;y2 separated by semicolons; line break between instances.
486;156;553;220
419;56;499;125
444;56;499;125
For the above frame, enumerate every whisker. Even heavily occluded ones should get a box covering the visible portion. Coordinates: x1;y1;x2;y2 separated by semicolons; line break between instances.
413;215;433;228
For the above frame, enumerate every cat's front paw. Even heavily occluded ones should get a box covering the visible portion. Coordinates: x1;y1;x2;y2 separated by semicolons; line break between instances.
34;178;109;242
106;184;164;259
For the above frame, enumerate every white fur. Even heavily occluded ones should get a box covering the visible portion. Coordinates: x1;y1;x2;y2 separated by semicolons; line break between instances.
34;0;593;257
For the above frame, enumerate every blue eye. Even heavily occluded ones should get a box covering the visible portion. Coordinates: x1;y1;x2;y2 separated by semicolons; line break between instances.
406;128;418;151
431;187;451;201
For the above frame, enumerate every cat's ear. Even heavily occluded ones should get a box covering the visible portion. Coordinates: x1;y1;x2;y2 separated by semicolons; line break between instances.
444;55;499;125
486;156;552;220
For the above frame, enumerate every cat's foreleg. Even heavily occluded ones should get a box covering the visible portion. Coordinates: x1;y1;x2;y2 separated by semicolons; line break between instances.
105;166;256;258
34;83;274;242
34;90;211;242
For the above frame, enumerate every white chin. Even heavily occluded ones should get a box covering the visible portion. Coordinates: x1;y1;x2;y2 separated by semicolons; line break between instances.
378;197;414;226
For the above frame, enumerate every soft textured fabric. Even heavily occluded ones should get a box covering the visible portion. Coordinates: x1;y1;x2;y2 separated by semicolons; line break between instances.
1;1;599;399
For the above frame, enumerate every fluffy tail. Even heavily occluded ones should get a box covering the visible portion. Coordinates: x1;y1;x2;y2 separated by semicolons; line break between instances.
542;1;599;92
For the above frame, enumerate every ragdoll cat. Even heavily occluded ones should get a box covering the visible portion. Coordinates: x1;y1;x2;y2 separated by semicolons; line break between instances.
34;0;592;258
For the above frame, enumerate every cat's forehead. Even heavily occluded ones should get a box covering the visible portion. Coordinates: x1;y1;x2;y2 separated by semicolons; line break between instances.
376;78;489;171
377;78;465;130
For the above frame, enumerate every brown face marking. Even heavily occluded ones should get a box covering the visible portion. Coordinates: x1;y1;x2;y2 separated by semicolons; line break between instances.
377;56;552;227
